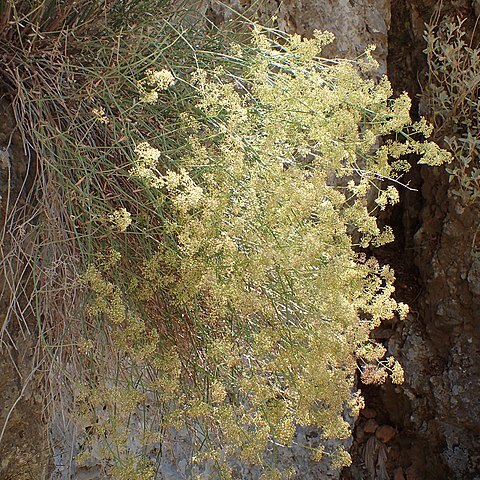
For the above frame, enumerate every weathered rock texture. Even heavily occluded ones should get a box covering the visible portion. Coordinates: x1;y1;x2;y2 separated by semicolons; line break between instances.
397;1;480;478
202;0;391;73
349;1;480;478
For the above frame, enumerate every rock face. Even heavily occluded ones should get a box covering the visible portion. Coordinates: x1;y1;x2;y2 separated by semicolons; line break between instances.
366;1;480;478
202;0;391;74
411;175;480;477
375;425;396;444
389;1;480;477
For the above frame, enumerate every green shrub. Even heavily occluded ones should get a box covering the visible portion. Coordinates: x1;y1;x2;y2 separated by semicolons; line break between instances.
0;2;448;477
423;18;480;202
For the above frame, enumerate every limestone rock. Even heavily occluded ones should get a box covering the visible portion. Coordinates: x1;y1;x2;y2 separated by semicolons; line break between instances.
375;425;396;443
394;467;406;480
361;407;378;419
200;0;391;75
364;419;379;434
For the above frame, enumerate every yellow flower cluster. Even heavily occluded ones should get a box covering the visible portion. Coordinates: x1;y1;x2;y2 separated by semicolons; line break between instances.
91;106;109;124
162;168;203;213
74;26;449;477
375;186;400;210
81;265;126;324
109;207;132;232
138;68;175;104
130;142;162;188
390;360;405;384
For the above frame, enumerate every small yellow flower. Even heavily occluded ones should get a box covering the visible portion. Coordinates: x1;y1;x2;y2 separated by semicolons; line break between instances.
397;302;410;320
138;68;175;103
130;142;163;187
91;106;109;124
391;360;405;384
77;337;94;355
109;208;132;232
311;445;325;462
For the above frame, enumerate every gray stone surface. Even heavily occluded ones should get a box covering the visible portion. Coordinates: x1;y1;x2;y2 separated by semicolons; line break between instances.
201;0;391;74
